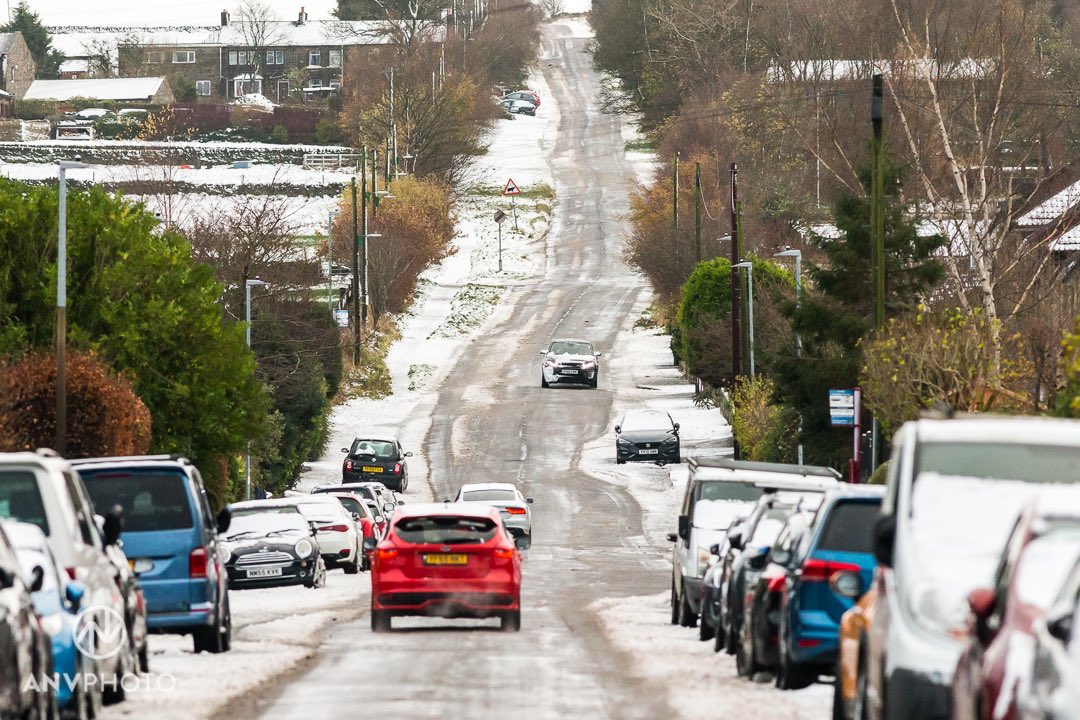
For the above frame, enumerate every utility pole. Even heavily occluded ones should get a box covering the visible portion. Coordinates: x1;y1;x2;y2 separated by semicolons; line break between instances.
351;177;361;364
869;73;885;477
694;162;703;264
730;163;742;382
361;146;369;332
673;152;680;251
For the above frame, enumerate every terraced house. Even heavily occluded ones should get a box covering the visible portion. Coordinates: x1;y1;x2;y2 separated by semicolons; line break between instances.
114;8;393;102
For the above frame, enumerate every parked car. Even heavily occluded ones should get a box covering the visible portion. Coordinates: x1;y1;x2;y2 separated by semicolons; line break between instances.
1016;548;1080;720
454;483;534;549
669;457;841;629
0;521;51;720
101;533;149;673
951;498;1080;720
325;492;378;570
0;450;131;703
71;107;111;121
540;338;601;388
220;505;326;589
500;97;536;116
237;496;360;574
699;520;747;643
866;416;1080;720
741;509;818;679
370;503;523;632
835;586;878;720
7;521;93;717
340;436;412;491
74;455;232;655
502;90;541;107
775;487;884;690
313;482;398;533
616;409;680;465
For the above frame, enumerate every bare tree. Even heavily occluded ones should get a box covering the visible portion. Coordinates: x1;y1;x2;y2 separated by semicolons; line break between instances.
233;0;287;96
332;0;449;54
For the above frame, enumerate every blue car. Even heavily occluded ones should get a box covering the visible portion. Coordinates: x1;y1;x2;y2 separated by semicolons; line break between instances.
775;486;884;690
74;456;233;654
6;521;92;716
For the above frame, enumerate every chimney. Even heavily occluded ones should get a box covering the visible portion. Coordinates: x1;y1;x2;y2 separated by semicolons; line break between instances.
298;6;306;24
220;9;229;26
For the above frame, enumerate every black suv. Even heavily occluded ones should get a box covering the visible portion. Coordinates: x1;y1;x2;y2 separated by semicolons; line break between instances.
340;436;412;492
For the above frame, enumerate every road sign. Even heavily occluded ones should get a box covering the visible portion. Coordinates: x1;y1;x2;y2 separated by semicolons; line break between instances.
493;209;507;224
503;178;521;196
829;389;856;427
333;308;349;328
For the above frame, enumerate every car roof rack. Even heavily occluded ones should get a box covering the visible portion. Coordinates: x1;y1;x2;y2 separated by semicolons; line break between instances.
69;454;192;466
688;456;841;479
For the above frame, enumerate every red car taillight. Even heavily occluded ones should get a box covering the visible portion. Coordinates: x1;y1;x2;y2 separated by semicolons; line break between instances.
65;567;76;581
494;547;515;559
189;547;208;579
800;558;861;581
505;507;526;515
394;463;402;474
766;573;786;594
377;548;399;560
319;524;350;533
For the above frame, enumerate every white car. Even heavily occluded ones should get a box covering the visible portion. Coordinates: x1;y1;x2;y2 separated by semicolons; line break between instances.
72;108;111;121
540;338;601;388
500;98;536;116
233;496;361;574
454;482;534;548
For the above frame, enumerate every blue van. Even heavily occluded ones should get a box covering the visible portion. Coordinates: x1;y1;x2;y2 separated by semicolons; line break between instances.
73;456;232;653
775;486;884;689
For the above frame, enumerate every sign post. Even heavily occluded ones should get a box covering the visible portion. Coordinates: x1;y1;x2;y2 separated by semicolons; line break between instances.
493;209;507;272
829;388;861;483
503;178;521;231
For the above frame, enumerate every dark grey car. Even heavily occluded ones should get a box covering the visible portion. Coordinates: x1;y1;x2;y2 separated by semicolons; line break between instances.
615;409;680;464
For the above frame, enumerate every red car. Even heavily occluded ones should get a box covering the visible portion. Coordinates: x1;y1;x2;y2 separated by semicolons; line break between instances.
328;492;378;570
951;499;1080;720
370;504;523;632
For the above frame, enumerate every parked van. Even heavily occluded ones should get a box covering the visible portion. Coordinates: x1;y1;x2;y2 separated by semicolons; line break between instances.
0;450;132;703
74;455;233;654
667;457;841;627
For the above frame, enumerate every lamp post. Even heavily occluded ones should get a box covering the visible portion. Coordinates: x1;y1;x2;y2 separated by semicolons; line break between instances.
56;157;87;456
733;262;755;377
774;248;804;465
244;278;267;501
326;209;339;309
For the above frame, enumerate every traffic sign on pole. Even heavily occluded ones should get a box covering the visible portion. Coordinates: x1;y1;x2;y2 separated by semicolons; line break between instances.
502;178;521;196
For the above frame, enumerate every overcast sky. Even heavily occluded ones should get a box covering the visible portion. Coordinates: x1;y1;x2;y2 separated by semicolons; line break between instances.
18;0;339;27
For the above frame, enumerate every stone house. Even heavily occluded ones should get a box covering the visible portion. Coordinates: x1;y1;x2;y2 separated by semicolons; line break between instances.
0;32;36;115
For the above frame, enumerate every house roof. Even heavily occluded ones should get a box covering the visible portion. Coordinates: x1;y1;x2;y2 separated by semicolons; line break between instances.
31;1;338;26
0;32;21;54
59;59;89;74
24;77;168;101
1017;179;1080;228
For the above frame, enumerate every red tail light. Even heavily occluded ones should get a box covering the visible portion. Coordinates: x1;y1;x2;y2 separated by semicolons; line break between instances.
505;507;526;515
801;558;861;582
318;524;350;533
766;574;787;593
189;547;208;579
494;547;515;559
377;548;398;560
346;460;353;471
394;463;402;474
65;567;76;581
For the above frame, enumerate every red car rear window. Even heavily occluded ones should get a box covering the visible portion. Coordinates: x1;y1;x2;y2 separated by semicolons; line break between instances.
395;516;497;545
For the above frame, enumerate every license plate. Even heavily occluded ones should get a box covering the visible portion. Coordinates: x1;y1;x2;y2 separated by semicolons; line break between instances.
246;567;283;578
639;448;659;455
362;466;384;473
130;558;154;574
423;554;468;566
560;369;579;374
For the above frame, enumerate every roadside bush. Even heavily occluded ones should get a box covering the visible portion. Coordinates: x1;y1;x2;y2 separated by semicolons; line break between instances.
0;350;152;457
1055;315;1080;418
315;117;344;145
270;124;289;143
15;99;57;120
730;375;797;462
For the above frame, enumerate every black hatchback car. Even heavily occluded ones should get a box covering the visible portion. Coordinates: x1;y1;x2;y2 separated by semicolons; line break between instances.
615;410;681;464
341;436;412;492
219;506;325;589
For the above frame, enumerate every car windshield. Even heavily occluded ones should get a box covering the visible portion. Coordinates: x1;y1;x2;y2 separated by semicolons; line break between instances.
699;482;766;503
815;500;881;553
917;442;1080;483
226;508;307;538
749;508;790;548
349;440;396;459
908;474;1080;634
0;471;49;534
461;490;517;502
294;502;341;522
549;341;593;355
334;496;366;517
79;470;194;531
621;412;671;432
395;516;498;545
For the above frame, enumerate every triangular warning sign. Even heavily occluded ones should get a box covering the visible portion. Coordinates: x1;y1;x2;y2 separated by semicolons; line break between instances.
503;178;521;196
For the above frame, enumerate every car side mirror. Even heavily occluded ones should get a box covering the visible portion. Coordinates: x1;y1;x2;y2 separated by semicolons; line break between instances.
404;451;413;457
614;425;621;434
216;507;232;535
872;513;896;568
673;422;680;432
594;352;602;358
1046;603;1074;644
709;543;720;556
677;515;690;541
351;512;361;521
526;497;534;504
0;566;13;590
968;587;997;645
383;502;395;514
362;537;377;552
103;505;124;547
666;532;678;543
29;565;44;593
65;581;85;610
729;532;745;552
747;548;769;570
340;447;349;454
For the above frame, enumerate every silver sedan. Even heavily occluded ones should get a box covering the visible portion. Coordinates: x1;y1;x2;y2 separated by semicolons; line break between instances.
453;483;534;548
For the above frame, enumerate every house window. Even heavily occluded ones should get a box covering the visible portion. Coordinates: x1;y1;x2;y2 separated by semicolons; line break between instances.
146;51;163;64
196;80;211;96
228;51;237;65
309;79;323;88
329;80;340;91
266;50;284;64
308;50;321;66
230;51;258;65
328;49;341;67
172;51;196;64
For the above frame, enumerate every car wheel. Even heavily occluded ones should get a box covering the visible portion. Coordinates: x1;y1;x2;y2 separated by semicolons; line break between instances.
832;659;847;720
138;640;150;674
192;606;229;654
500;610;521;632
590;376;598;388
310;557;327;588
678;587;697;628
361;554;371;572
541;373;549;388
776;645;813;690
698;609;715;642
616;456;626;465
853;640;870;720
735;620;759;678
670;581;680;626
344;550;361;575
520;533;532;550
81;655;101;720
371;609;391;633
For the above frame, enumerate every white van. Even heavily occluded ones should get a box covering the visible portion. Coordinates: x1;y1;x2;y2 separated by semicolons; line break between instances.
667;457;841;627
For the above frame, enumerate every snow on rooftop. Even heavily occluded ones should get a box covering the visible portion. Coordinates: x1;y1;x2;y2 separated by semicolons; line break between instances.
31;0;338;27
1017;179;1080;227
1051;225;1080;252
58;58;88;73
24;77;166;101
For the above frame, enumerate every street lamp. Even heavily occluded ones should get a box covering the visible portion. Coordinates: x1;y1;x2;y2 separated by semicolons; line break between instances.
244;278;267;501
56;157;87;456
733;262;755;377
774;248;804;465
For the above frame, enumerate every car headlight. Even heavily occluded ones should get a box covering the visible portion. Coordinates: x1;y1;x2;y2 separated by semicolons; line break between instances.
295;539;315;558
697;546;713;576
581;361;596;369
39;612;63;638
219;545;232;565
617;436;634;446
544;359;558;367
662;437;678;446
